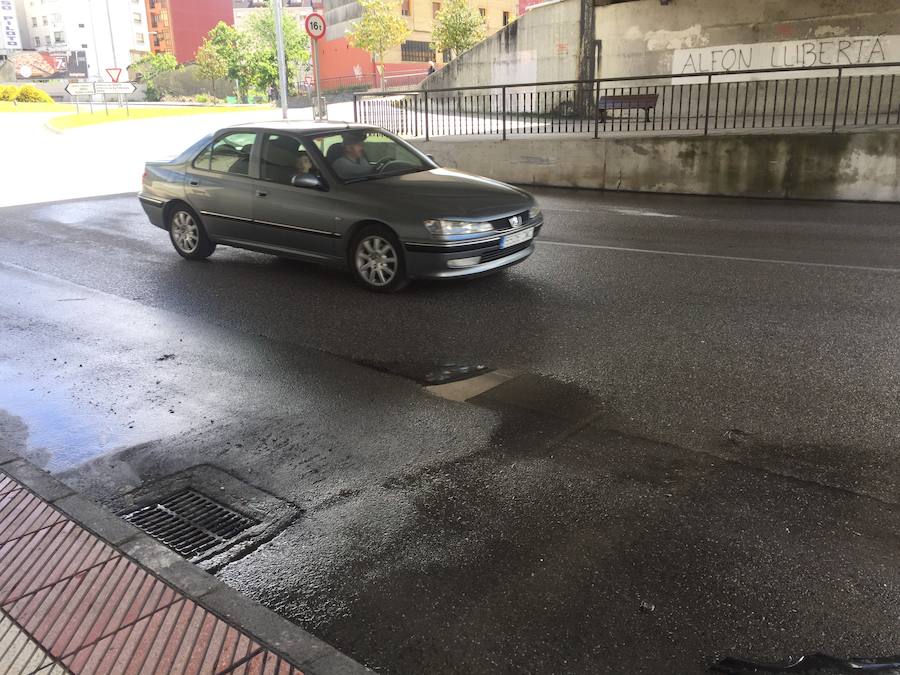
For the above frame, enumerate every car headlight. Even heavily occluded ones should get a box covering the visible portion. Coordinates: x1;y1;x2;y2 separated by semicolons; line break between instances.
528;206;542;220
423;219;494;237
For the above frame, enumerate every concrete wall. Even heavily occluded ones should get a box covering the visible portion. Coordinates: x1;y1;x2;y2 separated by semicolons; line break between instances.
423;0;581;90
596;0;900;78
415;130;900;202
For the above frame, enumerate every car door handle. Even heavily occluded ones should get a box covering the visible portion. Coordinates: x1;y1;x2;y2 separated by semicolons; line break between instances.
255;190;268;197
188;179;199;186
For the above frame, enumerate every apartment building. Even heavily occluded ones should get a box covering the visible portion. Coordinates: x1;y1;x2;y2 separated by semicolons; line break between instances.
319;0;517;88
13;0;150;79
144;0;233;63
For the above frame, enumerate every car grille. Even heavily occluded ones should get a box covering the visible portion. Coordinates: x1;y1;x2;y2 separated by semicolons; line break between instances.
490;210;530;231
479;239;533;263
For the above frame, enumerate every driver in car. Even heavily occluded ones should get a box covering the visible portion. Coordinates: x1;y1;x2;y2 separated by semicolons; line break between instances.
332;131;372;179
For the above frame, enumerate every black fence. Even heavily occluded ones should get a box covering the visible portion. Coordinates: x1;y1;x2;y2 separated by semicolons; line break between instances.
353;62;900;139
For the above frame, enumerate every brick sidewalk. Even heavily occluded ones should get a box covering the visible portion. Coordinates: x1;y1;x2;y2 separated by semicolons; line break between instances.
0;469;303;675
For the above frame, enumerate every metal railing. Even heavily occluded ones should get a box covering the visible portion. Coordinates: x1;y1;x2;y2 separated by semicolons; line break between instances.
353;62;900;139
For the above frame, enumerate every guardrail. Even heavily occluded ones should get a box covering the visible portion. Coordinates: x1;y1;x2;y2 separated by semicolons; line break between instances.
353;62;900;139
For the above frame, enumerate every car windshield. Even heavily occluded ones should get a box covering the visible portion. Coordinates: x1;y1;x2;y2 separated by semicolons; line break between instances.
312;130;430;183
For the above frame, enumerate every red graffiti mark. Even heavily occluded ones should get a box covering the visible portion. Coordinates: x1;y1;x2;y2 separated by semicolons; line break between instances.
775;23;795;38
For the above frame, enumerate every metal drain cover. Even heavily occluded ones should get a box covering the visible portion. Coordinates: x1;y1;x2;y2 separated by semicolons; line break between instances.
121;489;259;559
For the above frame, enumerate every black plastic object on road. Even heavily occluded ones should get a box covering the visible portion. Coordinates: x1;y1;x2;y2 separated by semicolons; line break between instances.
712;652;900;674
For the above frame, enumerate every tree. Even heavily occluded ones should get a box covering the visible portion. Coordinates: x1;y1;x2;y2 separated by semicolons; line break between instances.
242;3;311;95
195;39;228;96
131;52;178;100
197;22;252;102
346;0;410;83
431;0;486;61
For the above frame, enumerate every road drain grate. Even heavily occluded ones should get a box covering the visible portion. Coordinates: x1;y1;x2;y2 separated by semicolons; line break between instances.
120;489;259;559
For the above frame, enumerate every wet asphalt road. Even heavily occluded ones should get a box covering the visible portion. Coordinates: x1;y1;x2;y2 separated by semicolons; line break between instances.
1;189;899;674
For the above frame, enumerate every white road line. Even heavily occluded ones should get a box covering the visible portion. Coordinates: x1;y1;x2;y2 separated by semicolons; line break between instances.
544;206;678;218
539;240;900;273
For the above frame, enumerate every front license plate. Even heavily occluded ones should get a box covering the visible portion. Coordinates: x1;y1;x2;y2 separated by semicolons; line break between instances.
500;227;534;249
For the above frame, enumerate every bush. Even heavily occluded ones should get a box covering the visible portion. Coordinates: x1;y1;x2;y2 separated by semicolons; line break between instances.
0;85;19;101
15;85;53;103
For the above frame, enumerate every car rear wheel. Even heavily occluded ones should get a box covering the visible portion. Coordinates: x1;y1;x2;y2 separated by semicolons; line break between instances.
351;225;408;293
169;207;215;260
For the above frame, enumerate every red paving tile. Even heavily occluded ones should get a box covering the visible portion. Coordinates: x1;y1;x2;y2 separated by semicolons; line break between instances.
0;469;307;675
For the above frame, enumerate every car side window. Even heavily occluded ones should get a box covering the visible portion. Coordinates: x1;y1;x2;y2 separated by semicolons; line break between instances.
201;132;256;176
260;133;320;185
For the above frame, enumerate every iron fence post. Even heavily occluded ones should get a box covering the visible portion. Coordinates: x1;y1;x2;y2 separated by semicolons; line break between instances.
353;94;358;123
831;67;842;132
502;86;507;140
703;73;712;135
424;90;430;140
593;81;600;138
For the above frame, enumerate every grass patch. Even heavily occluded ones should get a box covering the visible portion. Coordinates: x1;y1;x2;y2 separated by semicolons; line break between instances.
0;101;78;113
46;105;270;131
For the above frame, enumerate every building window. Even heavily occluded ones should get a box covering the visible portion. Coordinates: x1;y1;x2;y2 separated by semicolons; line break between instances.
31;17;37;26
54;31;63;43
42;15;47;25
34;36;40;46
432;2;440;16
136;32;145;43
502;10;510;25
400;0;410;16
81;43;88;48
133;12;142;23
78;23;84;27
44;35;51;45
401;40;435;62
478;7;485;17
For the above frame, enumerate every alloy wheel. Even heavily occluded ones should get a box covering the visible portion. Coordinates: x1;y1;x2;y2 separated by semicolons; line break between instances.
355;235;398;287
171;211;199;254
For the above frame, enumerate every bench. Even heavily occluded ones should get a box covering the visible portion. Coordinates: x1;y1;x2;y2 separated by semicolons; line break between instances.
598;93;659;123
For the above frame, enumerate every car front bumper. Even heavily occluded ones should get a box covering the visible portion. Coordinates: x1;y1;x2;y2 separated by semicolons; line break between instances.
403;222;543;279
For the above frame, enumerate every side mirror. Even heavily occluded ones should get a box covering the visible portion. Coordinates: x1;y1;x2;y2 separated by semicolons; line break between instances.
292;173;323;189
426;154;436;162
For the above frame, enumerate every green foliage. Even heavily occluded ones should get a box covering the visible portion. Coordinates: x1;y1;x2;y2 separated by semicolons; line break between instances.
131;52;178;99
242;3;310;93
346;0;411;65
15;85;53;103
0;84;19;101
197;4;310;103
431;0;486;61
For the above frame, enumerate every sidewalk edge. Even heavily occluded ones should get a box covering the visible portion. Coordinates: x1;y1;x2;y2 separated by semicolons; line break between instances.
0;451;370;675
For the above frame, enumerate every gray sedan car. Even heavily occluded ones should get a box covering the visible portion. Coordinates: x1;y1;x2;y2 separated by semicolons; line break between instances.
139;122;542;292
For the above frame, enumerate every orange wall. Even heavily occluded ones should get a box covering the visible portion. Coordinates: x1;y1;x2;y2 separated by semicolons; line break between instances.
317;37;376;81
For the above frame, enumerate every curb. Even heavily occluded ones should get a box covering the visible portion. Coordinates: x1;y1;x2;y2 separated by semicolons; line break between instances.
0;449;370;675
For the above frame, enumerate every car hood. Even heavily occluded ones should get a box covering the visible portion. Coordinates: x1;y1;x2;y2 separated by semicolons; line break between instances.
351;168;533;219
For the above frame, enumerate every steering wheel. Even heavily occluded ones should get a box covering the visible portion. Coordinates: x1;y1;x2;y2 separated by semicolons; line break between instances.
373;157;394;173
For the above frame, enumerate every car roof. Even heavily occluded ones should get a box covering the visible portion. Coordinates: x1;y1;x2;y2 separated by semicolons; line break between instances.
226;120;375;136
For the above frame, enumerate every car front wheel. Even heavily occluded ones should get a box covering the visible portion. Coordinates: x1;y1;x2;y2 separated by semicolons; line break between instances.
351;225;408;292
169;207;215;260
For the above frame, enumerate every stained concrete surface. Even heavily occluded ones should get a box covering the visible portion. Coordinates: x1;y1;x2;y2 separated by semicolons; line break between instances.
1;188;899;673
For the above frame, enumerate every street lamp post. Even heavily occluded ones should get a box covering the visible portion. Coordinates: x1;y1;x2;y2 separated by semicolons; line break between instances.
272;0;289;119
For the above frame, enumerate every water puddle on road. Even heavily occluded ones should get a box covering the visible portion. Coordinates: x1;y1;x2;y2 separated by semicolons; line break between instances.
0;373;121;471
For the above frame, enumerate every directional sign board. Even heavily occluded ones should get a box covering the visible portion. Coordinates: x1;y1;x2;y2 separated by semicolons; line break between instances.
94;82;136;95
305;13;326;40
65;82;95;96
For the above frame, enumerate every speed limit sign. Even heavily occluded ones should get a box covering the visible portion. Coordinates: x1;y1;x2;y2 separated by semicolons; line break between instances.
305;13;326;40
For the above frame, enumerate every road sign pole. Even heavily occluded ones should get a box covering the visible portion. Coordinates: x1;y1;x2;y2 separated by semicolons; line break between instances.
313;39;323;120
273;0;289;119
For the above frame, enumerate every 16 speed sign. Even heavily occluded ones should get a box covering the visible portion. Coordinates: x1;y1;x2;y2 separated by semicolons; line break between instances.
305;13;326;40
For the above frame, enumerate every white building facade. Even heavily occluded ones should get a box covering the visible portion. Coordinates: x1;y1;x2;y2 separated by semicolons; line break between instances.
13;0;150;80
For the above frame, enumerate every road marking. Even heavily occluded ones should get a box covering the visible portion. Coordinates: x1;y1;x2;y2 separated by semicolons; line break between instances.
545;206;678;218
539;240;900;273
